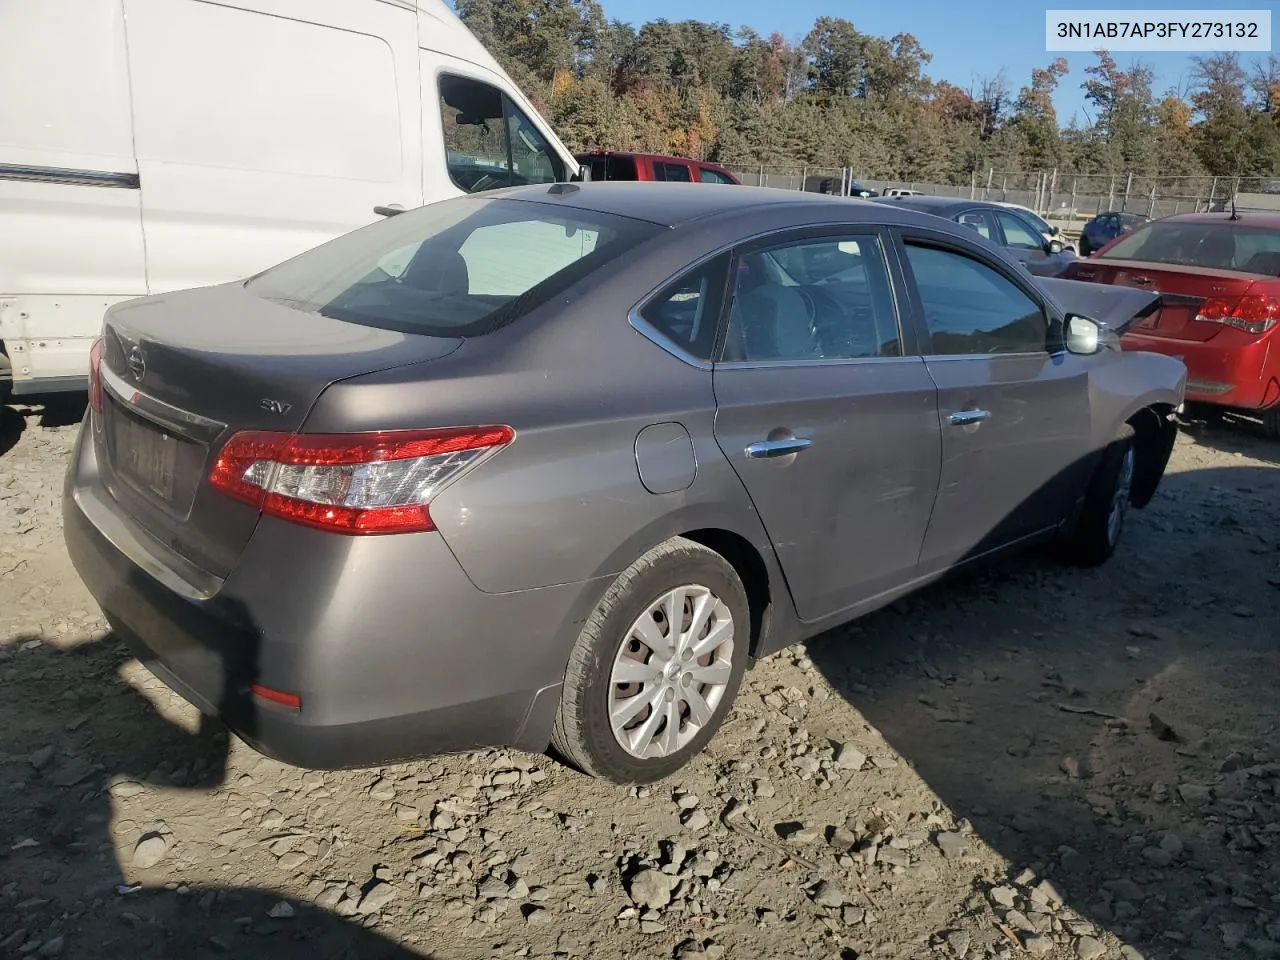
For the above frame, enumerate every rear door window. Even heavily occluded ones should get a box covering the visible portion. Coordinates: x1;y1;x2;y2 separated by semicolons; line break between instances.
955;210;996;241
653;161;693;182
698;167;735;184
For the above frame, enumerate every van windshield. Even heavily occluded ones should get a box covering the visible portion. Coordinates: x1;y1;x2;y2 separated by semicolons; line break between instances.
246;196;662;336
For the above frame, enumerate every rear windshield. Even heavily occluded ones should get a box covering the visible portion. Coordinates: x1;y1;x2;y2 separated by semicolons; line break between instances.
246;196;662;336
1098;220;1280;274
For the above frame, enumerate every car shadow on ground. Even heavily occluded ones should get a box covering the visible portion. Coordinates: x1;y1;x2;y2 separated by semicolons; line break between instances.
1175;403;1280;465
0;404;25;457
1;395;87;456
803;461;1280;959
0;629;430;959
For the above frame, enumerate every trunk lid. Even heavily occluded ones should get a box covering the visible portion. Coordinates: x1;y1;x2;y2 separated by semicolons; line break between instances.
1061;258;1260;342
1033;275;1160;334
94;283;462;578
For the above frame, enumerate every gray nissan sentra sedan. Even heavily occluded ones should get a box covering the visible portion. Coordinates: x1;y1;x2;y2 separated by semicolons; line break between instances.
63;182;1186;784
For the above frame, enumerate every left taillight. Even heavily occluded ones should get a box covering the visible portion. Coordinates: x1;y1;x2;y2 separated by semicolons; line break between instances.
208;426;515;535
1194;293;1280;335
88;336;105;413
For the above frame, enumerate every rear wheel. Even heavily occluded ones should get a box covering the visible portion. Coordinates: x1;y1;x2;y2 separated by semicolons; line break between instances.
551;537;750;783
1061;424;1136;567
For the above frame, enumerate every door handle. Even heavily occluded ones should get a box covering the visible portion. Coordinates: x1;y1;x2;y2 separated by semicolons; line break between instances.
947;409;990;426
745;438;812;458
374;203;406;217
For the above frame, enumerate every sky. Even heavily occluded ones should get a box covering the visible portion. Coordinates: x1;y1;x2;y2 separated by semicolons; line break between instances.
594;0;1276;127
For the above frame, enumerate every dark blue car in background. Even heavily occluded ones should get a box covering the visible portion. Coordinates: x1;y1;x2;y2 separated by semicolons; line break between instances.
1079;211;1150;256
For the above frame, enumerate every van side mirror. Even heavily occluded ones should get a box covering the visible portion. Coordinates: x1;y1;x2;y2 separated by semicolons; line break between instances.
1047;238;1064;255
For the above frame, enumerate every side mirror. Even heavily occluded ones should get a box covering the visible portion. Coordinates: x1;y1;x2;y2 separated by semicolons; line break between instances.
1064;314;1120;355
1047;238;1064;255
571;164;589;182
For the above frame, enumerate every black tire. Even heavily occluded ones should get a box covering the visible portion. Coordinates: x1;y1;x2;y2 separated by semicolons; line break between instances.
551;537;750;784
1060;424;1136;567
1262;406;1280;441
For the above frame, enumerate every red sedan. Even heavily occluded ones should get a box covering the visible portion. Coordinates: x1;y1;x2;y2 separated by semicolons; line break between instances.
1060;212;1280;437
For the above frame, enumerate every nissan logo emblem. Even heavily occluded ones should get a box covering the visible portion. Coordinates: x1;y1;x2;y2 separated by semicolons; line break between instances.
126;345;146;381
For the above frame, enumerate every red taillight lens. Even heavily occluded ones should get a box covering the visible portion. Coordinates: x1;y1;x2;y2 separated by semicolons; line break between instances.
208;426;514;535
88;337;105;413
1194;293;1280;334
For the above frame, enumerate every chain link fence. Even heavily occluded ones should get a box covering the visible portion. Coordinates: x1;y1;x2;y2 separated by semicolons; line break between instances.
719;165;1280;236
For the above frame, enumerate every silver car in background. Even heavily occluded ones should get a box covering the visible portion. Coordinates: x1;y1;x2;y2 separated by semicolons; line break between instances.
63;183;1185;784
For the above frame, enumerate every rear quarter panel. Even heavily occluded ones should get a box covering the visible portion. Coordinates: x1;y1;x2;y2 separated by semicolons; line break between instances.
301;218;788;596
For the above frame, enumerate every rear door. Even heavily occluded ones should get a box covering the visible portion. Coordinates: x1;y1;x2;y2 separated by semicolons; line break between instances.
710;227;942;621
125;0;424;293
893;228;1093;573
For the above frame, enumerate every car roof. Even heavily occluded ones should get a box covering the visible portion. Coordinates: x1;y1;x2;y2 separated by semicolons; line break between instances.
873;195;1009;216
487;181;913;229
574;150;727;169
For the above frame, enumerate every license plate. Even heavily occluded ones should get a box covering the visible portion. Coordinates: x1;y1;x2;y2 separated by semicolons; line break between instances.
117;415;178;502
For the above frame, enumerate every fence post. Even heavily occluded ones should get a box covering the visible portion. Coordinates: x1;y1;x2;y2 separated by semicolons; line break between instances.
1148;185;1157;216
1123;172;1133;211
970;170;976;199
985;168;994;200
1107;175;1115;212
799;166;807;192
1070;178;1077;218
1001;173;1007;201
1048;169;1057;215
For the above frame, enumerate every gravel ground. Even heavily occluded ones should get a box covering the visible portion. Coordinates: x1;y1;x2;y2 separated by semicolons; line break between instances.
1;398;1278;960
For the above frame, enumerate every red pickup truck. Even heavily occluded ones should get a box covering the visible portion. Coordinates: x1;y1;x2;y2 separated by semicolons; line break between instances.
575;151;740;185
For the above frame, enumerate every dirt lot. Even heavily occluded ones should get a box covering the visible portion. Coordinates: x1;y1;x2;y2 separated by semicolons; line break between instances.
2;399;1278;960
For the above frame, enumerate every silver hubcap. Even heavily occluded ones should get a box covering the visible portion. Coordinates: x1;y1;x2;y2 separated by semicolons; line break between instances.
608;584;735;760
1108;446;1135;546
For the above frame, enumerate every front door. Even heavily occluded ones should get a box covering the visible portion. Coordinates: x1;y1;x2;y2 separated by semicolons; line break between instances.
894;232;1093;574
711;229;942;622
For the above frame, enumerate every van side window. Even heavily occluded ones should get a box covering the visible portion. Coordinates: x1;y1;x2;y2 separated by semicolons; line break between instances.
438;75;565;194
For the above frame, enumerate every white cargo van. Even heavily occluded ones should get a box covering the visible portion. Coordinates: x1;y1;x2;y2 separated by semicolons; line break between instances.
0;0;584;396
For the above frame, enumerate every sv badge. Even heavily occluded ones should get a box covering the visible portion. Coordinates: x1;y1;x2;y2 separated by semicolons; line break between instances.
260;398;293;415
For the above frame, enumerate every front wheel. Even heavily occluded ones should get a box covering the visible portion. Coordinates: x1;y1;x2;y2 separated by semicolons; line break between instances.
551;537;750;783
1060;425;1136;567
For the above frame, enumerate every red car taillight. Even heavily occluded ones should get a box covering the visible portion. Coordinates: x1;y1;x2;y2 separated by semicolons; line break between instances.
208;426;514;535
88;337;105;413
1194;293;1280;335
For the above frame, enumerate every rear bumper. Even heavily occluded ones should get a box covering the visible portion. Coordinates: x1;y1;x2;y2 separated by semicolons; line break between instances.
62;420;607;769
1122;330;1278;411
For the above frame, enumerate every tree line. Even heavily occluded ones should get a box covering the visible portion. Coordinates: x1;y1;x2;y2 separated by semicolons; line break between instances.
455;0;1280;185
